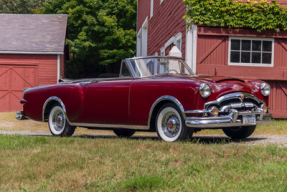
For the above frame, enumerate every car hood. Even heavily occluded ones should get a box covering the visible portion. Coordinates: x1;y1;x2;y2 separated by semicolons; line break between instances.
150;75;245;83
148;75;264;98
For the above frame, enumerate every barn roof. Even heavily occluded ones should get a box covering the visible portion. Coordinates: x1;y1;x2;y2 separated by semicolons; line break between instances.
0;14;68;54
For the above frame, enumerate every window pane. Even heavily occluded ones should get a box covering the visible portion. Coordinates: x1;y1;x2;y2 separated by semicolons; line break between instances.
242;40;251;51
252;40;261;51
241;52;250;63
262;53;272;64
252;52;261;63
263;41;272;52
231;40;240;50
121;63;131;77
231;51;240;63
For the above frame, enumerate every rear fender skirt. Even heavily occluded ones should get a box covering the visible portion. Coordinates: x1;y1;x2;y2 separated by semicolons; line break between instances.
42;96;73;125
148;95;186;128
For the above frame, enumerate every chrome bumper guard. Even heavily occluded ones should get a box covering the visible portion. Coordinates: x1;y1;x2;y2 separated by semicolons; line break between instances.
185;109;272;128
16;111;27;120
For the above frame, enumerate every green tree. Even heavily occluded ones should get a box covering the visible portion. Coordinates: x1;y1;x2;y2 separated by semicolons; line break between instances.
41;0;137;78
0;0;45;13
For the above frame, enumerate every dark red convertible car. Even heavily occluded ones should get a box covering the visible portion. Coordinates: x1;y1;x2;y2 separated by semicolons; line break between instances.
16;56;272;142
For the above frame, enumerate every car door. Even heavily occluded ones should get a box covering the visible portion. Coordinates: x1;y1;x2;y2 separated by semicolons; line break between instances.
80;61;133;125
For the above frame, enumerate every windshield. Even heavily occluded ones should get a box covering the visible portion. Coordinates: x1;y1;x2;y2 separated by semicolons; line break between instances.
128;57;194;77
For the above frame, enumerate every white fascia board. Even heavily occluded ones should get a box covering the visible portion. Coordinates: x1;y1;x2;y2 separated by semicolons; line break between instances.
185;25;193;69
0;51;64;54
57;55;60;82
164;32;183;50
143;17;148;29
192;25;197;73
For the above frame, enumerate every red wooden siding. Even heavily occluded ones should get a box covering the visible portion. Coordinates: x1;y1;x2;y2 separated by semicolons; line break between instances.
196;27;287;80
196;27;287;118
266;81;287;118
137;0;186;57
0;54;58;85
137;0;150;32
0;65;38;112
0;54;58;112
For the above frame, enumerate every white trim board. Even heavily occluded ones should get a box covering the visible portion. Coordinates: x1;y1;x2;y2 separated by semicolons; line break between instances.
185;25;197;73
57;54;60;82
0;51;64;54
136;17;148;57
160;32;183;57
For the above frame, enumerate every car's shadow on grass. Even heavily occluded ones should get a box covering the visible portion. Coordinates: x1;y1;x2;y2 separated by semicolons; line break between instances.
72;134;267;144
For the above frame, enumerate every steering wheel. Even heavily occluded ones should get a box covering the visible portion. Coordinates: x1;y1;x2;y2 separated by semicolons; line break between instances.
167;69;178;74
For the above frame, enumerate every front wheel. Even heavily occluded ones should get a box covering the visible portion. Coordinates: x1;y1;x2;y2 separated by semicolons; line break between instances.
48;105;76;137
156;103;192;142
222;125;256;140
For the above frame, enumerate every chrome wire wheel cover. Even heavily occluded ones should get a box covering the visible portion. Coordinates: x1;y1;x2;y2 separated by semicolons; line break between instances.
49;106;66;135
157;107;182;142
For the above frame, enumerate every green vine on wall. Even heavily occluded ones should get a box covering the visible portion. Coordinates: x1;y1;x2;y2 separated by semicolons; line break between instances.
183;0;287;32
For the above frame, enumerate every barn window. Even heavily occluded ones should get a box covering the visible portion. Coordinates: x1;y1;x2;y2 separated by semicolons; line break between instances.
228;37;274;67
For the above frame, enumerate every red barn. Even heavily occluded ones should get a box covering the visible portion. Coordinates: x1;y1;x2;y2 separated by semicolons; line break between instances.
0;14;68;112
137;0;287;118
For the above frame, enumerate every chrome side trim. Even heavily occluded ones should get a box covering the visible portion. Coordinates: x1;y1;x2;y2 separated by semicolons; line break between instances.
42;96;73;125
148;96;186;128
185;109;209;114
73;123;149;130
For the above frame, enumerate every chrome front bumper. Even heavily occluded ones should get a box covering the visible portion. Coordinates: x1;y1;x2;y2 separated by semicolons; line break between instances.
185;111;272;128
16;111;28;120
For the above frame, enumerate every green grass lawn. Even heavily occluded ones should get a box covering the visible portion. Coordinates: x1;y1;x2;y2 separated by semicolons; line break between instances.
0;134;287;191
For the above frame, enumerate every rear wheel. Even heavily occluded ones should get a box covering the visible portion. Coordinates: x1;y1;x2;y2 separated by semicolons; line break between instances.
222;125;256;140
113;129;135;137
156;103;191;142
48;104;76;137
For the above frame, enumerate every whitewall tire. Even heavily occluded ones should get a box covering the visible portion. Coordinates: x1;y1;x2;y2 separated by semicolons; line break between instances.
156;103;192;142
48;105;76;137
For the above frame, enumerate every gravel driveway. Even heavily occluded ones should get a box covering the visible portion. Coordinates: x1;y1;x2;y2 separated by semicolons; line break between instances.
1;130;287;146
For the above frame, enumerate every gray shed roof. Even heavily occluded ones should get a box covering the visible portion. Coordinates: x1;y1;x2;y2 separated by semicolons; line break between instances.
0;14;68;54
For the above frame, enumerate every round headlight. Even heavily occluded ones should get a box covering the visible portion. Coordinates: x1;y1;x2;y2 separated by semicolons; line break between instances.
199;83;211;98
261;83;271;96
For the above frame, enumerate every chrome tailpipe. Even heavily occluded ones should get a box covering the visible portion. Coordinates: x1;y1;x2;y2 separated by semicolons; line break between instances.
16;111;28;120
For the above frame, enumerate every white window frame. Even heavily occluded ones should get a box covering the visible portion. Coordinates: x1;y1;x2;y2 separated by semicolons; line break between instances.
136;17;148;57
150;0;154;18
228;37;274;67
160;0;164;4
159;32;182;56
160;47;165;56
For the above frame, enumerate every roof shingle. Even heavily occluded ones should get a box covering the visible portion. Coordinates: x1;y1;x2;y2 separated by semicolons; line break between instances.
0;14;68;53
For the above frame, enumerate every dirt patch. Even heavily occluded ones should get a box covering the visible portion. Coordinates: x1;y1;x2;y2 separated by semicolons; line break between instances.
0;130;287;146
0;122;15;128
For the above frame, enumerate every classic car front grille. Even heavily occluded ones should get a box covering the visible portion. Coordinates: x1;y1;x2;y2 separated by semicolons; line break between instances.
203;93;264;119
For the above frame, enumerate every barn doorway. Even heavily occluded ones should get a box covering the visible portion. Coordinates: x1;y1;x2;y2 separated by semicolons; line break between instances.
0;64;38;112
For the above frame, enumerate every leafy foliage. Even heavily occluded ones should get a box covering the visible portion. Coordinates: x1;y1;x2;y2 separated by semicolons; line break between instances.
183;0;287;32
40;0;137;78
0;0;45;14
